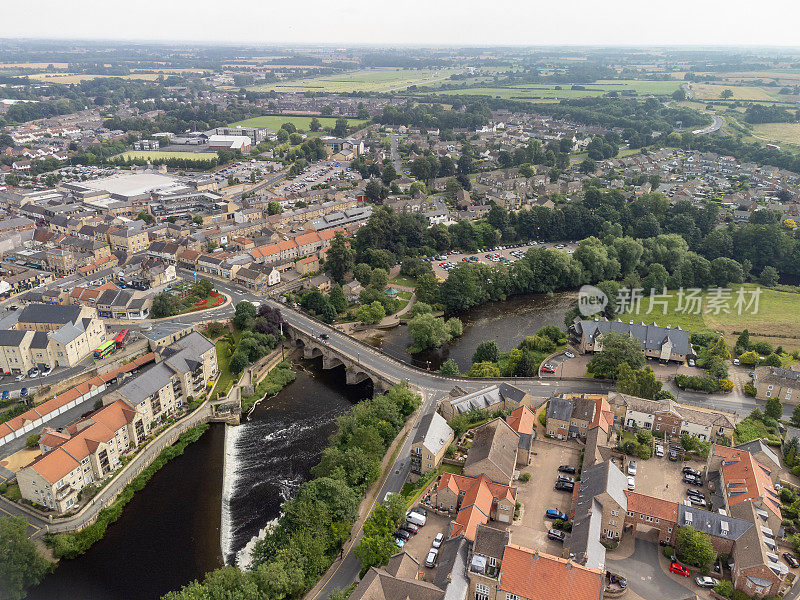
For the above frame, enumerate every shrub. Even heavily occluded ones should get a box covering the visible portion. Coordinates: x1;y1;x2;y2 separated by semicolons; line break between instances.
718;379;734;392
519;472;531;482
714;580;733;598
744;384;757;397
25;433;40;448
663;546;674;558
539;409;547;427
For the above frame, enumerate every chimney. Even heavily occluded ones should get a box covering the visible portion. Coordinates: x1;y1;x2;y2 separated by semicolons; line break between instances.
533;549;540;560
566;558;573;570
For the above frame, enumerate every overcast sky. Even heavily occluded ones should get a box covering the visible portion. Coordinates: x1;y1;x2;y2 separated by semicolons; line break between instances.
3;0;800;47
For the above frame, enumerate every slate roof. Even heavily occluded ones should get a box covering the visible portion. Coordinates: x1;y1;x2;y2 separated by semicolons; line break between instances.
413;411;454;456
678;505;753;541
17;303;81;325
547;396;574;422
463;418;520;483
575;318;693;356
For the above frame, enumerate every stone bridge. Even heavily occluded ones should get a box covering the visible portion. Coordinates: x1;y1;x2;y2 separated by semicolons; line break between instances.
286;327;400;393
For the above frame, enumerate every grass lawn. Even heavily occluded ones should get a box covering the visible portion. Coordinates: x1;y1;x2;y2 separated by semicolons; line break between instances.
115;150;217;162
389;275;417;288
0;482;22;501
248;67;464;93
624;284;800;351
398;291;413;300
229;115;369;131
214;340;235;397
400;463;462;509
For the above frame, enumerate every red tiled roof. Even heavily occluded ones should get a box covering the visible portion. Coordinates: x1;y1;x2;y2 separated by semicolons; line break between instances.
507;406;535;435
625;491;679;522
721;449;782;520
499;545;603;600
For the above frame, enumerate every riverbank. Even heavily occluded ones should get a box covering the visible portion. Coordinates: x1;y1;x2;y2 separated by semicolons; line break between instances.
46;423;210;560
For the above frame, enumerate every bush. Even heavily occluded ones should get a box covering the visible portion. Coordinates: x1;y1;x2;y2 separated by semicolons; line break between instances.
539;408;547;427
25;433;40;448
663;545;674;558
718;379;734;392
519;472;531;482
744;384;757;397
714;580;734;599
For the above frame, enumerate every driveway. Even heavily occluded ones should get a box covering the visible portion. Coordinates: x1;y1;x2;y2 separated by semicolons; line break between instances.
607;538;694;600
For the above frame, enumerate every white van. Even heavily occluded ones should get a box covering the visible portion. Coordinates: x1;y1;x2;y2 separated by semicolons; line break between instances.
406;511;426;527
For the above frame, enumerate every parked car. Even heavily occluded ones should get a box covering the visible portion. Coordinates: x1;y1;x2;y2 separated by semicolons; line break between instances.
609;574;627;589
688;358;696;367
555;481;574;492
406;511;426;526
686;489;704;498
541;364;556;374
556;475;575;484
395;529;411;541
400;522;419;535
558;465;576;474
683;475;702;485
548;529;566;542
41;366;52;376
627;460;637;476
688;496;707;507
683;467;702;477
733;358;740;365
411;507;428;517
784;553;800;568
627;476;635;490
655;445;664;457
432;533;444;549
669;449;678;461
20;387;28;397
1;390;7;400
15;373;25;382
425;548;439;568
670;562;691;577
546;509;568;521
394;538;405;548
695;576;719;588
564;351;575;359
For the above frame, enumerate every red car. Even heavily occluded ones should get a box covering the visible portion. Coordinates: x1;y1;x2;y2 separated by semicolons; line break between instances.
669;562;691;577
541;364;556;374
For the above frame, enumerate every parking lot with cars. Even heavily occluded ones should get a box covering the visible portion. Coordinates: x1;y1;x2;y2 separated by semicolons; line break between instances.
393;505;450;582
272;160;355;195
510;439;581;554
430;241;578;281
620;451;710;507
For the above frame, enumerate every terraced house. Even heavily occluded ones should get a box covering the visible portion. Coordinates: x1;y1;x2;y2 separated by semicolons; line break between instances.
573;318;694;363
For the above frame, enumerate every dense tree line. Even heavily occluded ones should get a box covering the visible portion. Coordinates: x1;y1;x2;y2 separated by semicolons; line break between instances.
376;99;491;130
744;104;798;124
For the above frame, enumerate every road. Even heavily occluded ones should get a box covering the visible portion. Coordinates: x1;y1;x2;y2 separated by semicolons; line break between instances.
389;134;402;173
606;538;692;600
692;115;724;135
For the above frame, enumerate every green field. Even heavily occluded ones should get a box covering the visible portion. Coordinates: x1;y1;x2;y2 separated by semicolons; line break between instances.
432;79;681;102
229;115;369;131
624;284;800;350
247;67;464;93
116;151;217;162
750;123;800;148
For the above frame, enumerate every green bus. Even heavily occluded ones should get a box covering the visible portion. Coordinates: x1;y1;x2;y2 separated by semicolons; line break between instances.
93;340;117;360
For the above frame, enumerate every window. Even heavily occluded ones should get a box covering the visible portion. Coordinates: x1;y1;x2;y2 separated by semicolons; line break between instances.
488;557;498;567
506;594;521;600
766;391;771;398
476;584;490;600
656;424;661;431
655;518;659;524
611;510;618;516
627;511;635;517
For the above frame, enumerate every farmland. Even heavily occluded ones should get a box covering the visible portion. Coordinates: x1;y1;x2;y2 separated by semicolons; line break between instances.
689;82;780;102
432;79;682;102
115;151;217;162
624;284;800;350
28;72;165;83
750;123;800;148
247;67;464;93
229;115;369;130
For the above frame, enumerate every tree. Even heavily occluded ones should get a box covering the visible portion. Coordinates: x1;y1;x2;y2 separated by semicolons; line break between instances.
414;272;440;305
672;87;687;101
325;232;354;284
587;331;646;379
267;201;283;215
276;128;289;142
136;210;154;224
439;359;460;376
192;215;203;226
759;265;779;287
408;313;451;352
353;263;373;286
328;284;347;314
736;329;751;352
381;163;397;185
616;364;663;400
232;301;257;330
365;179;388;202
25;434;39;449
676;525;717;568
309;117;322;132
765;397;783;421
466;361;501;377
580;158;596;174
191;278;214;299
473;340;500;364
792;404;800;428
0;515;52;600
720;89;734;99
333;118;349;137
369;268;389;290
356;301;386;325
150;292;177;319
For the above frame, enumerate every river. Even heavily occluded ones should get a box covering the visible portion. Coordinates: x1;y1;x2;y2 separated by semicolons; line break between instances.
365;292;575;371
28;359;371;600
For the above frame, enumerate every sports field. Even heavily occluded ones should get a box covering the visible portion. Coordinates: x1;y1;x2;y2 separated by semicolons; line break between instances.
247;67;464;93
115;151;217;162
229;115;369;130
623;284;800;350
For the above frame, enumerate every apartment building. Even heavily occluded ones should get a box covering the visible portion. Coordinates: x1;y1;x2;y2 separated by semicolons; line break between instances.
433;473;516;541
438;383;530;421
572;318;694;363
410;411;454;478
108;226;149;254
462;418;520;485
0;304;106;372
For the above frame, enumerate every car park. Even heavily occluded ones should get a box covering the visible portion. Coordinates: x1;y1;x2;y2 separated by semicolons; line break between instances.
546;509;568;521
432;533;444;548
670;562;691;577
400;522;419;535
627;460;637;476
558;465;576;474
695;576;719;588
555;481;574;492
783;553;799;568
547;529;566;542
395;529;411;541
